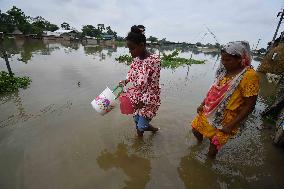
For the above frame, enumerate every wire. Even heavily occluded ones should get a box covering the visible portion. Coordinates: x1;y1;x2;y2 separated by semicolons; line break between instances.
204;24;220;45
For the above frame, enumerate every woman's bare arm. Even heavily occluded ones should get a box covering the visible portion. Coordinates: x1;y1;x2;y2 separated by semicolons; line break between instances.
221;95;257;134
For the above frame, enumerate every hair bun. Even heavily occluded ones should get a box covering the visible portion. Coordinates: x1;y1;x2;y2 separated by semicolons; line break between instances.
131;25;145;35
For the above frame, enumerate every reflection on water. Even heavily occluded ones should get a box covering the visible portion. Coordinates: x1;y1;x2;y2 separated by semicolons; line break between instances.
1;39;118;64
0;92;72;128
178;98;269;188
1;39;59;63
97;143;151;189
0;39;284;189
178;152;220;188
1;38;218;66
0;91;32;127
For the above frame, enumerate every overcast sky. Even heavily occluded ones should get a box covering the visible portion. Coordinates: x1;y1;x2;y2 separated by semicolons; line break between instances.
1;0;284;48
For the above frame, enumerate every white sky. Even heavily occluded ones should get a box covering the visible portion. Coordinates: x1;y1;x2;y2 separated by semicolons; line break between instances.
1;0;284;48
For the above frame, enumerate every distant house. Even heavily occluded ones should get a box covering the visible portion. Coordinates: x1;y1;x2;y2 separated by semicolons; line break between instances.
82;36;99;45
43;29;79;41
8;27;25;39
146;41;160;47
101;34;115;40
25;34;41;40
55;29;79;41
42;31;57;40
100;34;115;46
12;27;23;35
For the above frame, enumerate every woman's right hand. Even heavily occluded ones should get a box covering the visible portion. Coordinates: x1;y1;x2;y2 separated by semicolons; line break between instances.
119;79;129;86
197;102;205;113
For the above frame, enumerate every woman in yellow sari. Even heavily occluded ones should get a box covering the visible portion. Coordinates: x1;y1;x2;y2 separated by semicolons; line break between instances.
191;41;259;158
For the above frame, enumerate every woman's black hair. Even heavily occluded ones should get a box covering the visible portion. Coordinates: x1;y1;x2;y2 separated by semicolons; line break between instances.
126;25;146;45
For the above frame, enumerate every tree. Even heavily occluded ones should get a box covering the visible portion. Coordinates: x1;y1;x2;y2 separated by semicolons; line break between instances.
97;24;105;34
105;26;117;38
159;38;168;44
214;43;221;49
82;25;101;37
7;6;27;26
61;22;70;30
206;43;214;48
30;16;45;34
116;36;125;42
0;6;58;35
6;6;31;34
30;16;59;34
106;26;111;33
0;11;15;33
196;42;202;47
148;36;158;43
46;23;59;32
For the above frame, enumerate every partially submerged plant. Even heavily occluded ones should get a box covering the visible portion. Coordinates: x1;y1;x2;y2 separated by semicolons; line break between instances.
115;55;133;65
0;71;32;94
115;50;205;68
161;50;205;68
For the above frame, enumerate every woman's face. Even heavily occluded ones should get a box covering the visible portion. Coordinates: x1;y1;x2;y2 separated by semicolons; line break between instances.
127;40;144;58
221;51;242;72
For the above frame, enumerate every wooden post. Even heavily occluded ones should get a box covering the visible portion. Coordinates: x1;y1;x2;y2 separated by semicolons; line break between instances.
3;52;13;76
272;9;284;43
0;39;13;76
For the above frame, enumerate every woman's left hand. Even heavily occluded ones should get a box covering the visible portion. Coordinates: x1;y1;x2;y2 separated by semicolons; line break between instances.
220;96;257;135
220;126;233;134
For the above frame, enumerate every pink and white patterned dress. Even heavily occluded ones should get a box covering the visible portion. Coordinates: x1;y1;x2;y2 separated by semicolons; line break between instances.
126;54;161;119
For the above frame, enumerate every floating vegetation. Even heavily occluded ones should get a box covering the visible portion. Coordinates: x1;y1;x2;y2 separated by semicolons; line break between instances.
161;50;205;69
115;54;133;65
0;71;32;94
115;50;205;68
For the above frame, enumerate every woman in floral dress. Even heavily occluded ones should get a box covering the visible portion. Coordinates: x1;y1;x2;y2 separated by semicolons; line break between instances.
119;25;161;137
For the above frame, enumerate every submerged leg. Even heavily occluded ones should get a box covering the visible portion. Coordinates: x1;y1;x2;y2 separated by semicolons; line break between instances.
144;124;159;133
192;128;203;142
133;115;144;137
136;116;154;137
208;143;218;158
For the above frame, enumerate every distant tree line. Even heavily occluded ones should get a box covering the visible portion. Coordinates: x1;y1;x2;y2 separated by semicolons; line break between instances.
1;6;253;49
0;6;119;39
81;24;117;38
0;6;59;35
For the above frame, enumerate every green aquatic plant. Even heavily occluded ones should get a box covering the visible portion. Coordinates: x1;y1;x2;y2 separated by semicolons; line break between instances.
115;55;133;65
115;50;205;68
0;71;32;93
161;50;205;68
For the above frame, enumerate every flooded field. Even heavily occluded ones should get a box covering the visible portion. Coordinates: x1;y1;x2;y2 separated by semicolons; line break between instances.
0;40;283;189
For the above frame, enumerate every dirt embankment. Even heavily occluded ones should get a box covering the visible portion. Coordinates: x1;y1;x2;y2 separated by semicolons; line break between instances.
258;42;284;74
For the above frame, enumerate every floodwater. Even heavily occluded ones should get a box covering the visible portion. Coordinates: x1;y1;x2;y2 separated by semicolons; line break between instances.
0;39;283;189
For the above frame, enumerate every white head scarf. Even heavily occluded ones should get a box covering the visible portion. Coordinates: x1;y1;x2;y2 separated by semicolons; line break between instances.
216;41;252;78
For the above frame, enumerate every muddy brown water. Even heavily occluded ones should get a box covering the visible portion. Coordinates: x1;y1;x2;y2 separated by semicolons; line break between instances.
0;40;283;189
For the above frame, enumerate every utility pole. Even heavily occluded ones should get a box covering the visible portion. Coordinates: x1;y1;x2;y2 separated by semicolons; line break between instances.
272;9;284;43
